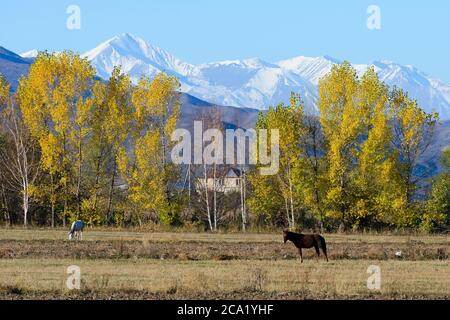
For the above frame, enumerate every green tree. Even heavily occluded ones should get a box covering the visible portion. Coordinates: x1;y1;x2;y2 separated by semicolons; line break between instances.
247;111;286;226
422;148;450;231
389;88;438;227
248;93;304;228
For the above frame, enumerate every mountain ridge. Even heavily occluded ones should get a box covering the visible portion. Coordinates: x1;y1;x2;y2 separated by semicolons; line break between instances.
74;33;450;119
0;46;31;90
9;32;450;120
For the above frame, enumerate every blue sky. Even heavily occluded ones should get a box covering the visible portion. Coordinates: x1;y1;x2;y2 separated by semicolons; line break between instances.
1;0;450;82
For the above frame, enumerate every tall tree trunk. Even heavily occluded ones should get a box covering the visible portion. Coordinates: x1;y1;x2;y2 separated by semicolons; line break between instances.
1;184;10;226
106;160;117;223
17;143;28;227
240;167;246;231
92;145;105;218
405;162;413;205
50;173;55;228
339;175;346;230
288;164;295;229
63;194;67;228
203;164;212;231
243;168;247;228
62;134;67;228
284;197;291;228
76;127;82;219
23;187;28;227
19;125;30;227
188;164;191;207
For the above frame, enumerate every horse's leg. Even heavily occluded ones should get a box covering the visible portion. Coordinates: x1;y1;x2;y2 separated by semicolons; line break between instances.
322;248;328;262
298;248;303;263
320;239;329;262
314;244;320;262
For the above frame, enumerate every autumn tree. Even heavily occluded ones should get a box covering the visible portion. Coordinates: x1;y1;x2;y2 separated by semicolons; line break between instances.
82;67;132;224
388;88;438;227
318;63;438;230
422;148;450;231
0;74;41;226
351;68;400;229
18;51;95;226
117;73;181;225
248;93;304;229
318;62;362;230
296;114;327;230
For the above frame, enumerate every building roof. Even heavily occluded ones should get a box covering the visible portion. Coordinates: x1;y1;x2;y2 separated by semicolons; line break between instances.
226;168;241;178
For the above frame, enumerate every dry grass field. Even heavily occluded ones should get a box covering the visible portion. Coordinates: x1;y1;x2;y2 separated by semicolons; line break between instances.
0;228;448;299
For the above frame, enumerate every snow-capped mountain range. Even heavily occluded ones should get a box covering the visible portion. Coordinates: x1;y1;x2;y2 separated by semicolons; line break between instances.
20;33;450;119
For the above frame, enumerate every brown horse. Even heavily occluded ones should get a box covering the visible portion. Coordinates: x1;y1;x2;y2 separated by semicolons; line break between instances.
283;230;328;263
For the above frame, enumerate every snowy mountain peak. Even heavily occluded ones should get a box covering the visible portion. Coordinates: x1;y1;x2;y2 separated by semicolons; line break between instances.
83;33;148;59
82;33;195;81
277;55;338;85
20;49;39;58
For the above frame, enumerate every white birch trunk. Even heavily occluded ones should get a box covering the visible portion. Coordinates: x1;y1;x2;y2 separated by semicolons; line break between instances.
204;164;212;231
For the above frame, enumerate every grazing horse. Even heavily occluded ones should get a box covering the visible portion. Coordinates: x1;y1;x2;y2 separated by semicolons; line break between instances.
68;220;85;240
283;230;328;263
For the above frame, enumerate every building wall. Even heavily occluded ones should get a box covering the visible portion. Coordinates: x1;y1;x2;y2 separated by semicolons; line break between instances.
196;177;241;193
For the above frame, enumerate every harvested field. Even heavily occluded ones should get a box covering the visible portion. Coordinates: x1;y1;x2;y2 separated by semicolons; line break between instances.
0;229;448;299
0;239;448;261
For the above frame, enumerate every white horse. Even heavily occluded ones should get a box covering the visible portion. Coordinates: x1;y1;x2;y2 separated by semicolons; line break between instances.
68;220;85;240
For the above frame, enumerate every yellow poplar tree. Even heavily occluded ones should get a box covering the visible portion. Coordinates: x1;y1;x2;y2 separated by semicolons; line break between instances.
83;67;132;224
248;93;304;228
248;112;286;226
352;68;400;228
18;51;95;226
389;88;438;227
118;72;181;225
318;62;364;229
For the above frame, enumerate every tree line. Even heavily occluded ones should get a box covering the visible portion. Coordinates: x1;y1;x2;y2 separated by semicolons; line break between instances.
0;53;448;232
249;63;449;232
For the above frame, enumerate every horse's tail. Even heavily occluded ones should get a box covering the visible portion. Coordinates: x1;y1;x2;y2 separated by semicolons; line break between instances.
318;235;328;261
